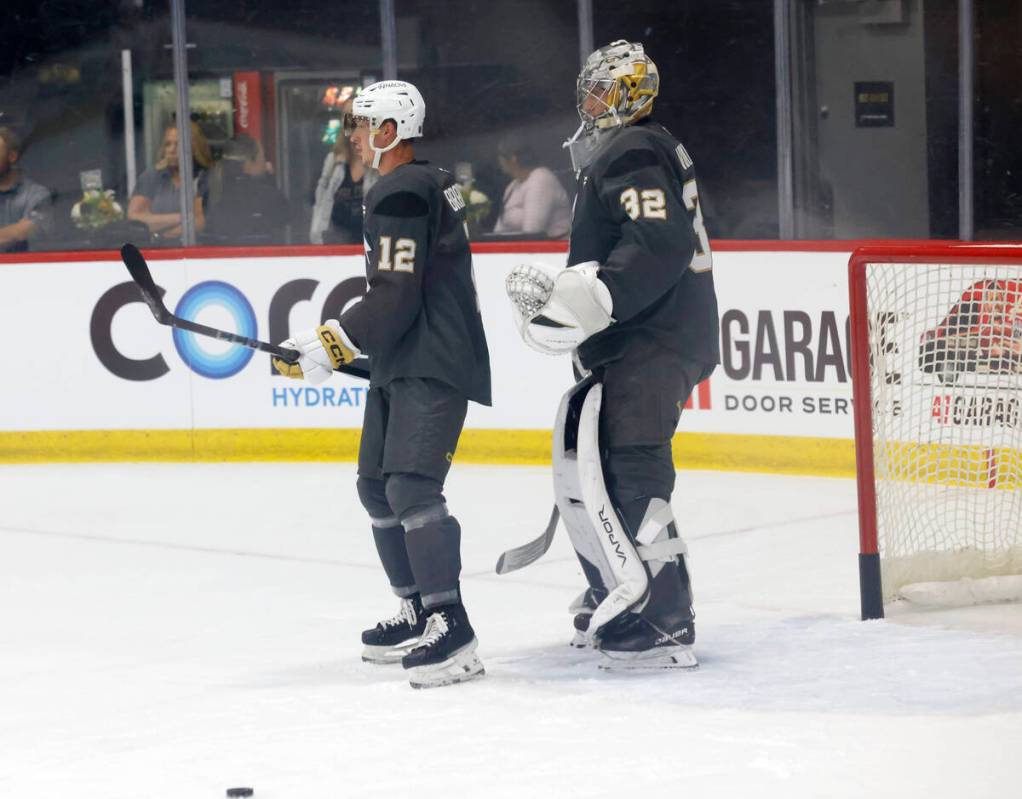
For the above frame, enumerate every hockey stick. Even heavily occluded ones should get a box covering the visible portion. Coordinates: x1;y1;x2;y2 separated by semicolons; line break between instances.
119;243;370;380
495;505;560;574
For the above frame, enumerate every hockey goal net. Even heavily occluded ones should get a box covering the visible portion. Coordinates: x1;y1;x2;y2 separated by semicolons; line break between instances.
849;244;1022;619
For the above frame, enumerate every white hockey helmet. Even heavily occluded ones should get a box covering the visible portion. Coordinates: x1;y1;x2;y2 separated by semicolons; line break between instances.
346;80;425;168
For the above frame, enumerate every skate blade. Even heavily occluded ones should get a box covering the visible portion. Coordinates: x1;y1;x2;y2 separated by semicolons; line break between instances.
569;630;590;649
598;645;698;671
408;650;486;689
361;641;419;665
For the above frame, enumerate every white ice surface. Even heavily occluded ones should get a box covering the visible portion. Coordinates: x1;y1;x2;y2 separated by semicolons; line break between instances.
2;463;1021;799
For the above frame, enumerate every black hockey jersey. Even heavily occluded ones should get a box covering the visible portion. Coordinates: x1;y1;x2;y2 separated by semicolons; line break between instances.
340;161;492;405
568;119;720;370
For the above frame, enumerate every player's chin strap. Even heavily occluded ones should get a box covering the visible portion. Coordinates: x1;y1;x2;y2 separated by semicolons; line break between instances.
369;129;403;170
553;379;688;643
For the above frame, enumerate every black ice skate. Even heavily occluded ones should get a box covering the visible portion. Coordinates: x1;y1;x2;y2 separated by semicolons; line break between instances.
401;603;484;689
361;594;426;665
596;560;698;671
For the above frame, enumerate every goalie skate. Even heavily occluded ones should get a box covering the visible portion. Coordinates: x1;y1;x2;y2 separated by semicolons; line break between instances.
596;565;698;672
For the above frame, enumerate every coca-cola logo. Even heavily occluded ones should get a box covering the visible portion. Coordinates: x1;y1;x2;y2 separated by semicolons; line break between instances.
237;82;249;129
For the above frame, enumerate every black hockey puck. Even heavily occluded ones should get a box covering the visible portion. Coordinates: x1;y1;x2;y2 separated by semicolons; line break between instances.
226;789;253;798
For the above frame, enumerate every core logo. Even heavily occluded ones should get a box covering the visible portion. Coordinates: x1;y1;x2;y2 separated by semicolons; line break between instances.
172;282;257;379
91;275;366;382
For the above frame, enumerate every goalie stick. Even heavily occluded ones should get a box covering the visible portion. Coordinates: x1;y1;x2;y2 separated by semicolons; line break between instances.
495;505;559;574
119;243;370;380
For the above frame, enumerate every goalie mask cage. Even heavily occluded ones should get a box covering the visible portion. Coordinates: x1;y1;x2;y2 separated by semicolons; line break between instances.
849;244;1022;620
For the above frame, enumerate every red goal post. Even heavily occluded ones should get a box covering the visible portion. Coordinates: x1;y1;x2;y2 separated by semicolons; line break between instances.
849;244;1022;620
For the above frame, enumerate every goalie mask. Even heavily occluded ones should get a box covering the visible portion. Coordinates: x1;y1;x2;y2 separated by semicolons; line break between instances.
564;40;659;172
344;80;425;169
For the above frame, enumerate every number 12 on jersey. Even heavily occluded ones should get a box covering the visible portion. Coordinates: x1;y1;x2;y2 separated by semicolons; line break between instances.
378;236;416;272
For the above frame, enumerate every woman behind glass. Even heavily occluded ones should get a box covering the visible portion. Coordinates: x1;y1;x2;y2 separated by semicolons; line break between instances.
492;133;571;239
128;121;210;242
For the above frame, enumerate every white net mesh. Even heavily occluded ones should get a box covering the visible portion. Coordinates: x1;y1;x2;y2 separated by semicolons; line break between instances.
865;260;1022;600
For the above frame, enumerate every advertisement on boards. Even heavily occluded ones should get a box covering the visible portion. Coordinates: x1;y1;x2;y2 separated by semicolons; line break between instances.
0;249;857;439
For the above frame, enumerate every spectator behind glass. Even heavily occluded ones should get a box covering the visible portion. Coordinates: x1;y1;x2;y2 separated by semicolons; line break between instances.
0;127;52;253
493;133;571;239
128;121;210;242
203;134;290;245
310;106;368;244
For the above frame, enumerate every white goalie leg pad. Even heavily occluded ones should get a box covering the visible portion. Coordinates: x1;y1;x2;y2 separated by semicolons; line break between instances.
553;380;608;582
552;380;650;643
576;384;650;640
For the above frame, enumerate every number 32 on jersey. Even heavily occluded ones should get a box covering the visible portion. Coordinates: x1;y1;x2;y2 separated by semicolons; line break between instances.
618;182;712;273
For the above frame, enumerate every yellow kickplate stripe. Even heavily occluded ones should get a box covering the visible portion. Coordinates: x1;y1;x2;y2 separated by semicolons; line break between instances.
677;432;856;477
0;428;857;476
879;441;1022;490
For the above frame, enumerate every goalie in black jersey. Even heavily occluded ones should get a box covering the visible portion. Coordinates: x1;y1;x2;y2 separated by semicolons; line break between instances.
507;41;720;670
273;80;491;688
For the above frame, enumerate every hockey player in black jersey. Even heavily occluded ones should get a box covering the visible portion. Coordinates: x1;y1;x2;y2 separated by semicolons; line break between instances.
273;80;491;688
507;41;719;670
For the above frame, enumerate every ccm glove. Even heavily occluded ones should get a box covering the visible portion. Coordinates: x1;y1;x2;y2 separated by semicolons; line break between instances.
272;319;359;385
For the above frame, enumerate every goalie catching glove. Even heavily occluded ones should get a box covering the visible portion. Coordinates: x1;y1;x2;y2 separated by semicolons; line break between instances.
505;261;614;355
272;319;359;385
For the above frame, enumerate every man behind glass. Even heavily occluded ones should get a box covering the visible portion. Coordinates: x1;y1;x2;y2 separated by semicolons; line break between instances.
0;127;52;253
